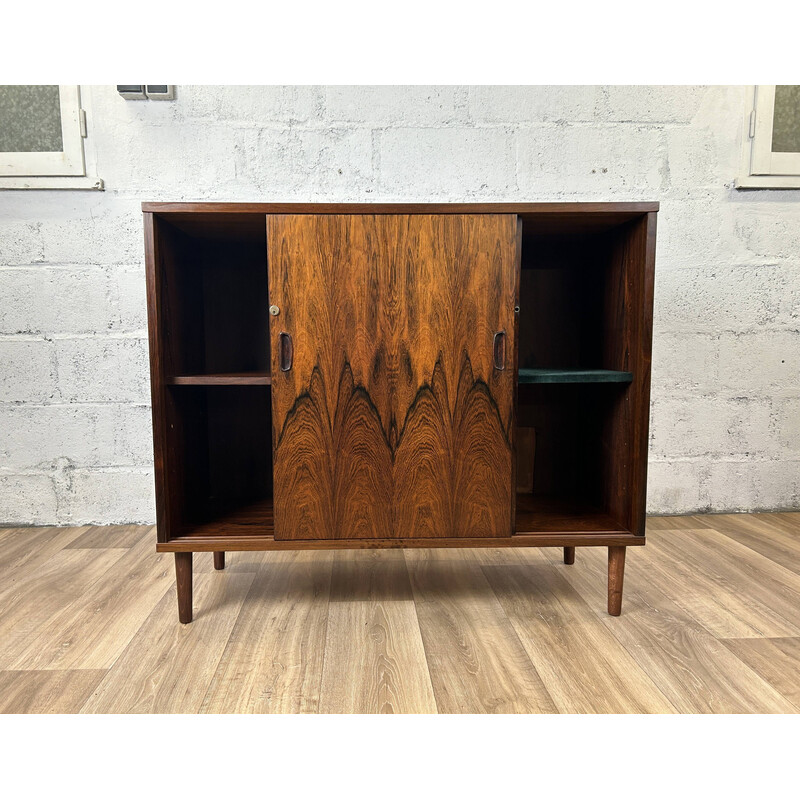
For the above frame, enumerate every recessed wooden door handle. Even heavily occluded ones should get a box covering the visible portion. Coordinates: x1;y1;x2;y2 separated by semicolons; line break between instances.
279;331;293;372
493;331;506;370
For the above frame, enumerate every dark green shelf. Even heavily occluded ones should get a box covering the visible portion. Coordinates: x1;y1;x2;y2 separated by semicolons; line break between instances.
518;368;633;384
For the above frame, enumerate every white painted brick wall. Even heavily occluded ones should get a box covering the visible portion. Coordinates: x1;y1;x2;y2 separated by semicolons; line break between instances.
0;84;798;523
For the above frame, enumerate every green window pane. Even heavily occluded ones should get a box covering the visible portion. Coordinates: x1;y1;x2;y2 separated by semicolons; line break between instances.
0;85;63;153
772;85;800;153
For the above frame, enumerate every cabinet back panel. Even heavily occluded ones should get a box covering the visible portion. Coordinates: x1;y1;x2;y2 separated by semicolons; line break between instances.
201;241;270;374
516;384;614;503
156;221;269;376
518;233;613;371
171;386;272;530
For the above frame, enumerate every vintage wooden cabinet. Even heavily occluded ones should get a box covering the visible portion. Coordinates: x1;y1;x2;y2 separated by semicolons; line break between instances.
143;202;656;623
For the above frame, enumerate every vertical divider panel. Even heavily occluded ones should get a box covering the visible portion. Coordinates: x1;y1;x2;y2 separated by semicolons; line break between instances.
144;213;185;542
602;214;656;535
510;216;523;534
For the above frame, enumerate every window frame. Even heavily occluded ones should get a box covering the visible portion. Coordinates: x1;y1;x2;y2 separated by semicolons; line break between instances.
737;85;800;189
0;85;103;190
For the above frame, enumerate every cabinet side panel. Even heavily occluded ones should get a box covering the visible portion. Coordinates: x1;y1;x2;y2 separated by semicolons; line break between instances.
510;217;523;528
602;213;656;535
144;214;189;542
633;212;656;535
144;214;170;541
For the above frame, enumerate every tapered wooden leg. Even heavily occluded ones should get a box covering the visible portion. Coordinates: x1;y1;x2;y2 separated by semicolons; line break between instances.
213;551;225;570
608;546;626;616
175;552;193;624
563;546;575;565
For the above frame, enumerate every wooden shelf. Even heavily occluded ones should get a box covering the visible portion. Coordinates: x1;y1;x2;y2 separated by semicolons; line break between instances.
171;495;636;543
515;494;629;534
178;497;275;538
167;373;271;386
518;368;633;384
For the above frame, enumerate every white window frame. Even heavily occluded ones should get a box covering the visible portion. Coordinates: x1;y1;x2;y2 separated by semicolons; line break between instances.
0;85;103;190
737;85;800;189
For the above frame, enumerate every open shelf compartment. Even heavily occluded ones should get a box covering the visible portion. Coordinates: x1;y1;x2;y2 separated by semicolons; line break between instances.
166;384;274;538
155;216;270;381
514;214;647;535
152;214;275;542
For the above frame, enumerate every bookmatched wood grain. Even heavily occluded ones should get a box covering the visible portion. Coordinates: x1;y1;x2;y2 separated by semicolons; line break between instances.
267;214;518;541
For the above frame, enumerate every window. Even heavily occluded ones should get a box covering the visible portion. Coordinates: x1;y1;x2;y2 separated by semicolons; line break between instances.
0;85;102;189
737;85;800;188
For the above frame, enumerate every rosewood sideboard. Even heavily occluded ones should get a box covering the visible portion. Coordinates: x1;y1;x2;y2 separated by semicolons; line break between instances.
142;202;657;622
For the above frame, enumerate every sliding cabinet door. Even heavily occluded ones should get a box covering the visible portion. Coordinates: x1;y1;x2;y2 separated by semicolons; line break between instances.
267;214;519;540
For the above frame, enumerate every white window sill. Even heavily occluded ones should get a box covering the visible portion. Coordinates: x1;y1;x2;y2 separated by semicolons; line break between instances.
0;175;104;190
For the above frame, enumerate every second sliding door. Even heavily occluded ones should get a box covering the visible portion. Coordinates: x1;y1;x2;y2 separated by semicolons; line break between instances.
267;214;519;540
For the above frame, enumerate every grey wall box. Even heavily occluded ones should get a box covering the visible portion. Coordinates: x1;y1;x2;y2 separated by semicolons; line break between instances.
117;85;174;101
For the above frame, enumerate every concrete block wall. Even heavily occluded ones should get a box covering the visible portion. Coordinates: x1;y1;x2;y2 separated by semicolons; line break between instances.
0;85;798;524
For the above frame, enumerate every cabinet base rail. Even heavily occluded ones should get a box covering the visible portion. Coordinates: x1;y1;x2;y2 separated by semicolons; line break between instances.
158;532;644;552
172;540;639;623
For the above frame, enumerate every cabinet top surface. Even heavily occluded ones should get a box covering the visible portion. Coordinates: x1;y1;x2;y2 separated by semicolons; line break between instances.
142;201;658;215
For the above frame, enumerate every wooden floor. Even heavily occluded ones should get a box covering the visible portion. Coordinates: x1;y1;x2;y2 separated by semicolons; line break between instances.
1;512;799;713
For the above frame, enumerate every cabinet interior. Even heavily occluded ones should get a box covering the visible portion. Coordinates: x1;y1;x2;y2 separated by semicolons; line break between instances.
515;217;644;534
156;216;273;536
152;211;646;540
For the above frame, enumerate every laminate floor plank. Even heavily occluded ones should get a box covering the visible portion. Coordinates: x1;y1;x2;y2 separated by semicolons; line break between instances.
6;531;174;671
3;515;800;714
0;548;129;669
67;524;151;550
319;550;436;714
645;529;800;638
475;549;675;713
721;637;800;711
200;551;333;714
751;512;800;534
705;514;800;576
557;545;795;713
0;669;107;714
0;526;88;574
405;549;556;714
81;572;255;713
646;515;715;532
